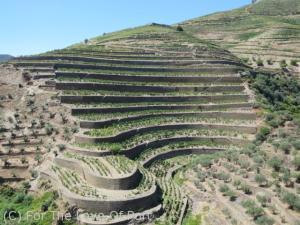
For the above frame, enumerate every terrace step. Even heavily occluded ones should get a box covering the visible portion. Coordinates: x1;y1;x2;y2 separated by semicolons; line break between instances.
79;111;256;129
41;163;161;214
75;123;257;143
67;135;251;159
47;52;235;61
56;71;243;83
56;81;245;93
54;155;142;190
71;102;254;115
33;74;56;80
142;147;225;167
15;55;244;67
60;94;249;104
54;63;242;73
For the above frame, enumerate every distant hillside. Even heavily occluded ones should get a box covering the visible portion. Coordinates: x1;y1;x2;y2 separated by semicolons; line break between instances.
179;0;300;72
0;54;13;62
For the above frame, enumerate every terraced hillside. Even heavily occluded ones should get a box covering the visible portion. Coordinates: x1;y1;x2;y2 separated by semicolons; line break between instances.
179;0;300;74
11;24;257;224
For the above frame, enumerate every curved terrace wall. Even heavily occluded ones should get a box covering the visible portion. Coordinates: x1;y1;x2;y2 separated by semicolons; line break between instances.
75;123;257;143
54;157;142;190
68;136;250;159
79;111;256;129
40;171;161;214
142;147;225;167
60;94;249;104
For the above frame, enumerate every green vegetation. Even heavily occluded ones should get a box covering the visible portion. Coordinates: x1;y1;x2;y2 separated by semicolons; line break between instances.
247;72;300;116
0;186;57;225
182;212;202;225
85;115;254;137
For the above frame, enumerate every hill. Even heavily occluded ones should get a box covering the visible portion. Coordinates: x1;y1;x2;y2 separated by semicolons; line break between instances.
7;24;258;225
2;7;300;225
0;54;13;62
179;0;300;73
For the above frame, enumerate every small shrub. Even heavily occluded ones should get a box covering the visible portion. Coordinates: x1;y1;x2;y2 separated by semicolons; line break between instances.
45;123;54;135
14;193;26;203
255;215;274;225
256;127;271;143
292;140;300;150
291;60;298;67
241;183;252;195
280;60;287;68
176;25;184;31
256;194;269;207
233;179;242;189
257;58;264;66
293;156;300;171
280;191;300;211
247;206;264;220
226;190;237;201
219;184;230;193
57;144;66;152
255;174;268;187
268;156;282;172
279;141;292;154
267;59;273;65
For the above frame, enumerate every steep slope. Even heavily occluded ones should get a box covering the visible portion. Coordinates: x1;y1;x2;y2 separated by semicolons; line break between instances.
179;0;300;73
11;24;257;224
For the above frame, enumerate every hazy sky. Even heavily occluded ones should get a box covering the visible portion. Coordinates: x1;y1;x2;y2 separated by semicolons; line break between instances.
0;0;250;56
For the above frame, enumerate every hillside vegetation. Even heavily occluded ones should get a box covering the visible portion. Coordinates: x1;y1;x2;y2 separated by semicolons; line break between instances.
180;0;300;73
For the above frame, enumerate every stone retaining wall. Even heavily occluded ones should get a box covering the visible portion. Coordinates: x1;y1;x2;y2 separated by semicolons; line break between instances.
142;147;225;167
80;111;256;129
75;123;256;144
60;94;249;104
56;71;243;83
40;171;161;214
13;62;54;67
54;63;241;73
56;82;244;93
15;55;244;67
68;136;250;159
71;103;253;115
54;157;142;190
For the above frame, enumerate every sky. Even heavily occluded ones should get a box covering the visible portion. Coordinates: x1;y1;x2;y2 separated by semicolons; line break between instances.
0;0;251;56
